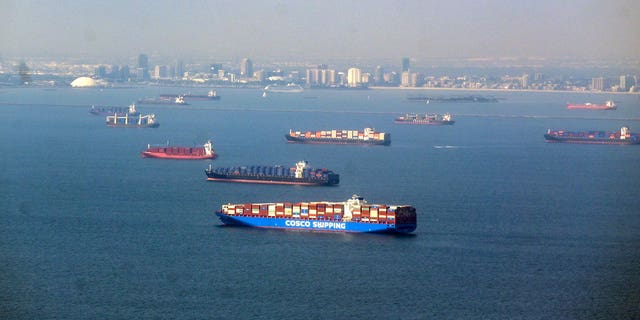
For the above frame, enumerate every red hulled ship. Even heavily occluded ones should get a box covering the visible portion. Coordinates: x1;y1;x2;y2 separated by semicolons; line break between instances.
567;100;616;110
141;141;215;159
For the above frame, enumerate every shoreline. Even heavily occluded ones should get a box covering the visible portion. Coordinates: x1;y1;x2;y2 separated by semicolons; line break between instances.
368;86;639;95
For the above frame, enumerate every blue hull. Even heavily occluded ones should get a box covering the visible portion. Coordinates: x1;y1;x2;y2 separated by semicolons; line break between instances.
215;212;416;234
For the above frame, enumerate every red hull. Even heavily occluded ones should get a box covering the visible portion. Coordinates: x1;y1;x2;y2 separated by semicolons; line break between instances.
141;146;215;160
141;152;215;159
566;101;616;110
206;177;317;185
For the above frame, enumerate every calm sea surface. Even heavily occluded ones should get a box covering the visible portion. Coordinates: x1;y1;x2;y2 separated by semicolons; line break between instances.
1;87;639;319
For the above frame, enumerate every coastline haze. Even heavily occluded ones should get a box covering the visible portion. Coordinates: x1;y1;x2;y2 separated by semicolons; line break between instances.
1;0;639;62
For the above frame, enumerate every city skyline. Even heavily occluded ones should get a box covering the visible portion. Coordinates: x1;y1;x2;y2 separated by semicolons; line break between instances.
1;1;639;62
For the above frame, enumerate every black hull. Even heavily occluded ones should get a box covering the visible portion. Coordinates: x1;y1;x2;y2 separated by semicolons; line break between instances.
205;171;339;186
285;135;391;146
544;134;639;145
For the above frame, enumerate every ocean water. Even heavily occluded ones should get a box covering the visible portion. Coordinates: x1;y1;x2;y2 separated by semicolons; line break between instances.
1;87;639;319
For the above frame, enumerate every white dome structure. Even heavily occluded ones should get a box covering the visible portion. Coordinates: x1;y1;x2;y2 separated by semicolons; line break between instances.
70;77;98;88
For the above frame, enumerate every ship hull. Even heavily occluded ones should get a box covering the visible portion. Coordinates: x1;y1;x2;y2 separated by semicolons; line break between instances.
567;105;615;110
215;213;416;234
285;135;391;145
142;151;214;159
107;123;159;128
394;120;455;125
160;94;220;101
205;172;339;186
544;134;639;145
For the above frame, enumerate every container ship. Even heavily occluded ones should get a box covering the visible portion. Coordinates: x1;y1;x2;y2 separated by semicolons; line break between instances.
142;141;215;159
137;96;188;105
395;113;454;125
106;113;159;128
285;128;391;145
160;90;220;101
544;126;639;145
205;161;339;186
215;195;416;234
90;103;139;116
567;100;616;110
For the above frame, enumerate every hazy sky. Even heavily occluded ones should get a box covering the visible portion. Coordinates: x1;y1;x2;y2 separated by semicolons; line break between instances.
1;0;638;62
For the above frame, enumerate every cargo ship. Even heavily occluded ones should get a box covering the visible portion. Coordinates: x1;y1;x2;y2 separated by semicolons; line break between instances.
160;90;220;101
285;128;391;145
142;141;215;159
205;161;339;186
89;103;139;116
106;113;159;128
544;126;639;144
215;195;417;234
137;96;188;105
567;100;616;110
395;113;454;125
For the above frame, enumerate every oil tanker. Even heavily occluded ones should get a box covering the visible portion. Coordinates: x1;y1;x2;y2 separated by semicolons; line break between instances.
215;195;417;234
106;113;159;128
205;161;339;186
90;103;139;116
285;128;390;145
395;113;454;125
544;126;639;145
567;100;616;110
142;141;215;159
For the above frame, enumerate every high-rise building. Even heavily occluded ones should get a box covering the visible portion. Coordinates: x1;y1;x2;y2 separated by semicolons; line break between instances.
138;54;148;69
95;65;107;78
174;60;184;80
153;65;167;79
374;66;384;85
137;54;149;81
591;77;604;91
241;58;253;78
347;68;361;87
521;73;529;88
619;75;633;92
402;57;410;72
401;71;410;87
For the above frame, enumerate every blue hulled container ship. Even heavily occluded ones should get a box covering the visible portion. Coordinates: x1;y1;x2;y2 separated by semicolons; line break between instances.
205;161;339;186
215;195;417;234
544;126;639;145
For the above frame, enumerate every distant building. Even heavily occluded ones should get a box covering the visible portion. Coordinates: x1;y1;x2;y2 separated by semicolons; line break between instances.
135;67;146;81
109;65;120;80
153;65;167;79
347;68;361;87
401;71;410;87
241;58;253;78
402;57;410;72
591;77;604;91
95;65;107;78
120;65;130;81
137;54;149;81
209;63;223;74
306;65;335;87
71;77;97;88
521;73;529;88
174;60;184;80
374;66;384;85
619;75;632;92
